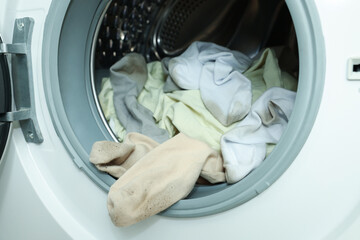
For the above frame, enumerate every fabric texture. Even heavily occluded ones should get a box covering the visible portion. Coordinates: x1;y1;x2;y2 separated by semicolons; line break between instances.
90;132;225;183
162;41;253;126
89;133;158;178
99;49;297;151
90;132;225;227
98;78;127;141
221;87;296;183
110;53;169;143
93;46;299;226
138;61;238;151
243;48;298;102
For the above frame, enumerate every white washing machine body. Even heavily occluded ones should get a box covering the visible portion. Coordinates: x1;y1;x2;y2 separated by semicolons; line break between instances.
1;0;360;239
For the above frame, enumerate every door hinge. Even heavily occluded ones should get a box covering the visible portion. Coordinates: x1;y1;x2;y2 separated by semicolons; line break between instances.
0;43;27;54
0;18;43;143
0;108;31;122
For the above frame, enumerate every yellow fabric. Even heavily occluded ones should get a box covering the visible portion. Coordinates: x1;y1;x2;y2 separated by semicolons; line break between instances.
244;48;298;102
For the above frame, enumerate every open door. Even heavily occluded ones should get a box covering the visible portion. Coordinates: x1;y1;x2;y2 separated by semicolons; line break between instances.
0;36;11;160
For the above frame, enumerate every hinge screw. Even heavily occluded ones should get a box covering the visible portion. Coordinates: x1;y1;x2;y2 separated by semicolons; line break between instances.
17;22;24;31
28;132;34;140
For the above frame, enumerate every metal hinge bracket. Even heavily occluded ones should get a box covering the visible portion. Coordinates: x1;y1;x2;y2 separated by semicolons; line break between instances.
0;18;43;143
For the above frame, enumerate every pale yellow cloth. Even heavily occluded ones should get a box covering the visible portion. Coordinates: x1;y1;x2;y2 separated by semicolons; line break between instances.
244;48;298;102
90;132;225;227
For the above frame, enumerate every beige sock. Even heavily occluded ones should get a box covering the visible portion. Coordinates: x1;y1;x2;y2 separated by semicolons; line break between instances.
90;132;225;227
90;132;225;183
89;133;158;178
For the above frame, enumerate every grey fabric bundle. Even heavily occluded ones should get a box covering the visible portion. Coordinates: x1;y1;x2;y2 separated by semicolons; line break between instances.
110;53;169;143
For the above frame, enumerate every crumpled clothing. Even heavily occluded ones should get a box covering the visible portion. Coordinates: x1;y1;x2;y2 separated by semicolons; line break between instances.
110;53;169;143
98;78;127;141
138;61;238;151
162;41;253;126
243;48;298;102
98;48;297;152
90;132;225;227
221;87;296;183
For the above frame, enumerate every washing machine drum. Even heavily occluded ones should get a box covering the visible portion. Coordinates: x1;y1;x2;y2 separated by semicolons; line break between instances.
45;0;325;218
95;0;292;66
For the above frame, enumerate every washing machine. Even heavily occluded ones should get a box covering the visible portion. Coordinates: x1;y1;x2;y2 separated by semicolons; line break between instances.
1;0;360;239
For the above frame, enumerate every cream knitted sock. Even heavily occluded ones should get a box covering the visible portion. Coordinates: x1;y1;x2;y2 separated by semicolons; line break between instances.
90;133;225;227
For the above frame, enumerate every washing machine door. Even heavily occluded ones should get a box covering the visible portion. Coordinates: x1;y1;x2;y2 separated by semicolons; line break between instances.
0;36;11;161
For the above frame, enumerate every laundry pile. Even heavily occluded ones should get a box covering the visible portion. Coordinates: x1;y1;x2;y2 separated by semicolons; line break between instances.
90;41;297;227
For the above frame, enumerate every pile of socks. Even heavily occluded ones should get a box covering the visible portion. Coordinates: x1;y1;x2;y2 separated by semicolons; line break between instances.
91;41;298;226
